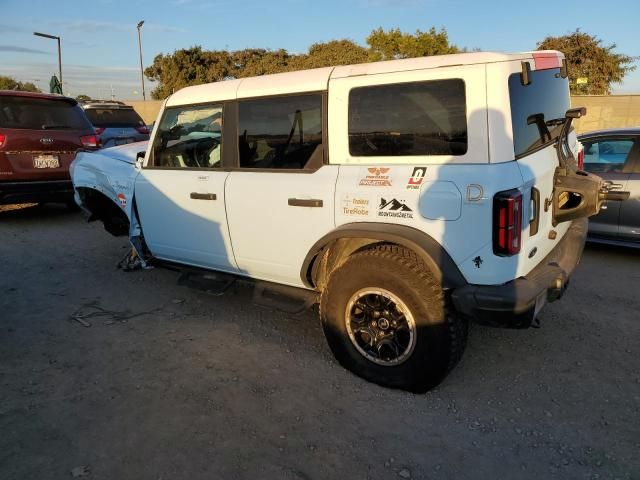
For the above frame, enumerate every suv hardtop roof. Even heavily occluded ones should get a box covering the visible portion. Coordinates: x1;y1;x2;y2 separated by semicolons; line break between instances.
167;50;564;107
0;90;78;105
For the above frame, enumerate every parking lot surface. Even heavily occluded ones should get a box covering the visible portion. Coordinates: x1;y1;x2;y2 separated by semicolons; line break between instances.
0;204;638;480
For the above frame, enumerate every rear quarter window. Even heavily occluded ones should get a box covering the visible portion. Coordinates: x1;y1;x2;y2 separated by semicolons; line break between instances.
0;97;92;130
348;79;467;157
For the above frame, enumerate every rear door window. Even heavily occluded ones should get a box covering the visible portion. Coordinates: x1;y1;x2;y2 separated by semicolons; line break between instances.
84;108;145;128
348;79;467;156
509;68;570;158
238;94;323;170
0;97;92;130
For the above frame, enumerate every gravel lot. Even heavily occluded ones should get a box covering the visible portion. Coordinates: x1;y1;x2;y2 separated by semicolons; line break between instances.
1;203;638;480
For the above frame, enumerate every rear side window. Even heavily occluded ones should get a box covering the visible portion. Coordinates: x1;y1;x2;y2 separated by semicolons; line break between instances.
0;97;92;130
84;108;145;128
238;94;323;170
348;79;467;157
509;68;570;158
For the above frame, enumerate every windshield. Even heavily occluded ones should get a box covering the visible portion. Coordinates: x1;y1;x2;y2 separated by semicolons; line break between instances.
0;97;92;130
84;108;145;128
509;67;570;158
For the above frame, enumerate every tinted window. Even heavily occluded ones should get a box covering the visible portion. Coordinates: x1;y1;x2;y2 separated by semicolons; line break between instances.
0;96;92;130
509;68;570;158
348;80;467;157
151;104;223;169
582;138;635;173
84;108;144;128
238;94;322;169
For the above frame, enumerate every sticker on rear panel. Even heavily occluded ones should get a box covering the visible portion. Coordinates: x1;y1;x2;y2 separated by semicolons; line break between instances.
359;167;392;187
342;195;371;217
377;197;413;219
406;167;427;190
117;193;127;208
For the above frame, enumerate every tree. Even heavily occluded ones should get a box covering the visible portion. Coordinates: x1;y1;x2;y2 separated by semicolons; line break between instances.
366;27;460;61
76;94;91;101
0;75;40;92
294;40;369;69
537;30;636;95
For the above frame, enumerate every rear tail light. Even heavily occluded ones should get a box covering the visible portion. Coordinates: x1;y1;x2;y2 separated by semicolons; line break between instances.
136;126;150;134
80;134;99;148
577;147;584;170
94;127;105;136
0;133;5;148
493;189;523;256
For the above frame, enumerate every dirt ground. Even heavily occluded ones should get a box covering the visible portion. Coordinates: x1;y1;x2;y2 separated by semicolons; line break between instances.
0;203;638;480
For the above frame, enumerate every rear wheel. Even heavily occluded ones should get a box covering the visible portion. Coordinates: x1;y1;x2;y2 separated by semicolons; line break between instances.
320;244;467;392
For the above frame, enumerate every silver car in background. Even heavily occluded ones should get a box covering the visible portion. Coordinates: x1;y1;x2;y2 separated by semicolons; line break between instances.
579;128;640;247
80;100;150;148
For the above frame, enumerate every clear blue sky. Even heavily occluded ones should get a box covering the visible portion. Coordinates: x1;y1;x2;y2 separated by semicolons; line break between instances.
1;0;638;99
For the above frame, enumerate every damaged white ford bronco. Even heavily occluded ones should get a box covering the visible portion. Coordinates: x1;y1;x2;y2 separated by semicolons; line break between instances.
71;51;627;392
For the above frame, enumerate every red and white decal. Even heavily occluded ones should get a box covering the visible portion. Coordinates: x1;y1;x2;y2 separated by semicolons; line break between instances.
407;167;427;190
117;193;127;208
359;167;392;187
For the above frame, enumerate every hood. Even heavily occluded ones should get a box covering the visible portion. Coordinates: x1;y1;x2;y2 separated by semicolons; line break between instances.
99;141;149;164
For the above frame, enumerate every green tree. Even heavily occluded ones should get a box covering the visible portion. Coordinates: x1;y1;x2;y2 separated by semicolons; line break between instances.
537;30;636;94
76;94;92;101
366;27;460;61
0;75;40;92
293;40;369;69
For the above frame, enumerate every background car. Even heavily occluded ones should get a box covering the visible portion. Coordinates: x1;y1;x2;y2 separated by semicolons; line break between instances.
0;90;99;206
80;100;150;148
579;128;640;247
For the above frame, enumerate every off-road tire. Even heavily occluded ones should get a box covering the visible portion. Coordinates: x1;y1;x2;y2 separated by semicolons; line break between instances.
320;244;467;393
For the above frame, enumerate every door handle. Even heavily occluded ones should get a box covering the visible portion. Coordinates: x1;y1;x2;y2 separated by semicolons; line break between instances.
288;198;323;208
190;192;217;200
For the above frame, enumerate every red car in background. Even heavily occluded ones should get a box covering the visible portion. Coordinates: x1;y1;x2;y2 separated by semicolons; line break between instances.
0;91;99;207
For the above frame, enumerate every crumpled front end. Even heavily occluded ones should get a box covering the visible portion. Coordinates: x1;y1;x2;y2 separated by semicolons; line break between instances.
70;148;141;236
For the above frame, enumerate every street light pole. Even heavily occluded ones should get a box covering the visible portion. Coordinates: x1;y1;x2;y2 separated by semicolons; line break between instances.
34;32;62;94
136;21;146;101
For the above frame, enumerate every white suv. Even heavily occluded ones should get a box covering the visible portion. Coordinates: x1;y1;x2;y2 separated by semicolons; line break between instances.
70;51;623;392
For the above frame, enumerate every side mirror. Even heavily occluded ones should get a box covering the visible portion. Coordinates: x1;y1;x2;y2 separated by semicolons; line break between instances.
135;151;145;168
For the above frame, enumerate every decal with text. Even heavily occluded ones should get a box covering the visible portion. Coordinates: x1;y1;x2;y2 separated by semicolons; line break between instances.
407;167;427;190
342;196;371;216
359;167;392;187
377;197;413;219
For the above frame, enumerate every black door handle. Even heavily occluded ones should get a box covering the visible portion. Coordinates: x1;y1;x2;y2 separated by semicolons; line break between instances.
288;198;323;208
190;192;217;200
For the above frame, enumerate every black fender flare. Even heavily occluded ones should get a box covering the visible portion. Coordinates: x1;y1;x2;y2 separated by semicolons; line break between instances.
300;222;468;290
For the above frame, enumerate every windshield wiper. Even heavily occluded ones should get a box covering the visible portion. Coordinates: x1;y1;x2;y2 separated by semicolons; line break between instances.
527;113;551;143
42;124;72;130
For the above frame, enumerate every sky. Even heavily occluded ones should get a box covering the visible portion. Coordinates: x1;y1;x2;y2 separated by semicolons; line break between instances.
1;0;638;100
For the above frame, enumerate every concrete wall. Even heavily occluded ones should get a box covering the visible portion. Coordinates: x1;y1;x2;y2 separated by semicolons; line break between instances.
572;95;640;133
125;95;640;132
124;100;163;124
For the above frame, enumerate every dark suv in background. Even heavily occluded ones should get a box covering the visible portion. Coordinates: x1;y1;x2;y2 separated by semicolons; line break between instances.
80;100;150;148
0;91;98;206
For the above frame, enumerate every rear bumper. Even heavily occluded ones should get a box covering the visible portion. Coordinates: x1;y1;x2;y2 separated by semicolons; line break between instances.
451;218;587;328
0;180;74;204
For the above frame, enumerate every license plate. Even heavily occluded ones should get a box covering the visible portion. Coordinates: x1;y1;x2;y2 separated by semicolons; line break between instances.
33;154;60;169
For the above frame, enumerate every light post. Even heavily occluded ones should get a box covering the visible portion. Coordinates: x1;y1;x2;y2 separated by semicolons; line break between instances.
33;32;62;93
136;20;146;101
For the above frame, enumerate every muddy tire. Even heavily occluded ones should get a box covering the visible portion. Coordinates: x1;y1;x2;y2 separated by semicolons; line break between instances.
320;244;467;393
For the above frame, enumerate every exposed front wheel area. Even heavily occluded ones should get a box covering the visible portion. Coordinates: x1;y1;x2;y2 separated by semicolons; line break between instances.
320;244;468;393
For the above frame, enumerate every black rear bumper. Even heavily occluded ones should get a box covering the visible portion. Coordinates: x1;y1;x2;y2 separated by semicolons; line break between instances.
0;180;74;205
451;218;587;328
